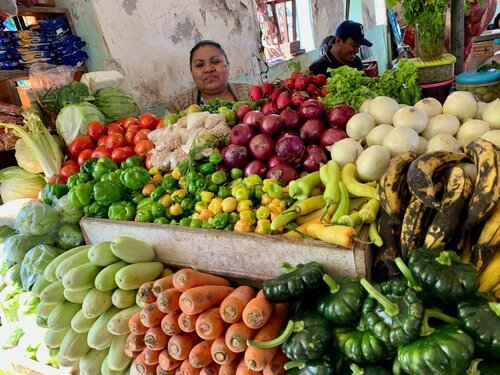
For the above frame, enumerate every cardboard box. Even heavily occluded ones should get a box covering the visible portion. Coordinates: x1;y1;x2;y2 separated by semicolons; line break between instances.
466;29;500;71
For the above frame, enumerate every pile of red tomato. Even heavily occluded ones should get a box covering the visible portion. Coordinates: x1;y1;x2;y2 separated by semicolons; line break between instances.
54;113;162;183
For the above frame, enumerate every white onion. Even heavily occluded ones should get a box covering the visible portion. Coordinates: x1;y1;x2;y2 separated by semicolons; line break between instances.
421;114;460;139
425;134;460;153
480;130;500;147
392;106;428;134
329;138;364;169
382;127;420;157
417;136;428;155
442;91;478;121
366;124;394;146
355;145;391;182
475;101;488;119
346;112;376;141
482;98;500;129
359;98;373;113
369;96;400;124
414;97;443;118
456;119;490;146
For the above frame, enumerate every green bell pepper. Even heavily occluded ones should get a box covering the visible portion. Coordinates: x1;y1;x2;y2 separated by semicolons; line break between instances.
120;166;150;191
458;299;500;359
92;157;118;180
41;183;69;205
316;274;365;325
100;169;122;184
68;183;94;207
285;358;334;375
394;309;474;375
151;186;166;202
93;181;123;206
334;320;394;364
161;174;178;192
181;197;195;213
108;201;136;221
213;212;229;229
360;277;424;347
83;202;108;218
120;155;145;169
137;197;153;211
263;262;326;302
135;209;153;222
80;157;98;175
408;248;479;301
132;193;145;205
466;358;500;375
150;201;166;219
154;217;169;224
66;172;92;189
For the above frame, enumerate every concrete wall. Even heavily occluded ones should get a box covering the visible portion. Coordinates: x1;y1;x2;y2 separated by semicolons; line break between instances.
55;0;387;111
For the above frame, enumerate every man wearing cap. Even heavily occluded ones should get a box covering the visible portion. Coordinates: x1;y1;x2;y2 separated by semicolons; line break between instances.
309;20;373;76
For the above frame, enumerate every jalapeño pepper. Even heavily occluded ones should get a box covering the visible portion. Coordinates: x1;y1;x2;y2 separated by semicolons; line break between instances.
41;183;69;205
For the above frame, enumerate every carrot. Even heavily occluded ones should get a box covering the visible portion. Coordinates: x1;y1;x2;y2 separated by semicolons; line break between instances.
162;312;183;336
159;348;182;370
211;336;238;365
180;358;202;375
179;312;200;333
200;362;220;375
306;223;357;248
168;333;201;361
225;321;257;353
145;326;170;351
244;303;290;371
196;308;228;340
158;288;182;313
157;363;180;375
242;290;274;329
143;347;162;366
262;350;288;375
130;311;150;335
220;286;256;324
189;339;215;368
179;286;235;315
141;302;166;328
236;356;261;375
127;332;146;352
153;274;176;297
219;355;241;375
173;269;231;292
124;345;141;358
135;351;157;375
138;281;157;304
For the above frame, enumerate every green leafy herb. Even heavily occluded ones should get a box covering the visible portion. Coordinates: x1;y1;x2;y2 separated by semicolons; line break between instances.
376;59;421;105
200;98;235;114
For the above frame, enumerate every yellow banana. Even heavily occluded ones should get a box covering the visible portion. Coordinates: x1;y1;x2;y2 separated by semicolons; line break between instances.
478;250;500;292
470;201;500;272
341;163;378;199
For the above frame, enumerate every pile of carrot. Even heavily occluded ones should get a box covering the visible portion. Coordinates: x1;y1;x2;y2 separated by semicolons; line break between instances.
124;268;290;375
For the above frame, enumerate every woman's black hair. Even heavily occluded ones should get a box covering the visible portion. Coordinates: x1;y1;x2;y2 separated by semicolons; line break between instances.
494;12;500;29
319;35;335;56
189;40;228;67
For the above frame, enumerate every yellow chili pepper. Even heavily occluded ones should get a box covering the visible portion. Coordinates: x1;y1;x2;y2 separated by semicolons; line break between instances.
261;193;272;206
169;202;183;216
198;208;215;220
171;167;182;180
221;197;237;213
195;201;207;213
171;189;187;203
239;209;256;224
237;199;253;212
142;183;156;196
158;194;172;208
208;197;223;214
151;173;163;184
200;191;214;203
178;176;187;188
256;206;270;220
255;219;272;235
268;198;286;214
233;219;254;233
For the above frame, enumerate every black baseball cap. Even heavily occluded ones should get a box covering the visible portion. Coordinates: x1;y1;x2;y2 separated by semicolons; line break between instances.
336;20;373;47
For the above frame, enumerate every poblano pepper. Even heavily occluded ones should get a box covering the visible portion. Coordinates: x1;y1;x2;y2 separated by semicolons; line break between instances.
394;309;474;375
316;274;365;325
458;298;500;359
41;183;69;205
91;157;118;180
83;202;107;218
120;155;144;169
334;320;394;364
360;276;424;347
120;166;150;191
263;262;326;302
108;201;136;221
93;181;123;206
285;357;334;375
407;248;479;301
68;183;93;207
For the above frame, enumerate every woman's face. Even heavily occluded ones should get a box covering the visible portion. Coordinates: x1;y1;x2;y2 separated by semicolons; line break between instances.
332;37;360;64
190;45;230;95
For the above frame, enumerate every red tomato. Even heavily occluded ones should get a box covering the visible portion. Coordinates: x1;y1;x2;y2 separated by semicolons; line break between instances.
87;121;106;140
123;145;134;154
133;129;151;145
134;139;155;156
98;135;107;147
125;130;138;145
120;117;139;129
91;146;111;159
62;159;78;168
107;123;126;135
47;175;67;184
127;124;139;133
139;113;159;130
145;153;154;170
77;149;94;166
60;164;80;179
69;135;95;160
111;147;133;164
104;133;127;151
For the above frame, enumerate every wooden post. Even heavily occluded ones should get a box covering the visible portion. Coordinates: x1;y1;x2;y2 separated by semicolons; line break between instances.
450;0;464;74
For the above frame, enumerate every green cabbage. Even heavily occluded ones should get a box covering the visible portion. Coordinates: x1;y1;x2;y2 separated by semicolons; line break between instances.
55;102;105;144
55;223;84;250
54;195;83;224
20;245;62;290
3;233;55;265
93;86;141;123
0;167;46;203
15;201;60;236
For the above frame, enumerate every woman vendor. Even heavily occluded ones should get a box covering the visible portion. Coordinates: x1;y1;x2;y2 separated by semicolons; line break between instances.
166;40;251;114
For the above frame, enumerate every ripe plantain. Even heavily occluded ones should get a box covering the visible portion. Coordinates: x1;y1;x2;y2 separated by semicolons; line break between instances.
478;250;500;292
406;150;467;209
424;166;473;250
378;209;402;273
462;138;500;229
470;201;500;273
378;151;418;223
